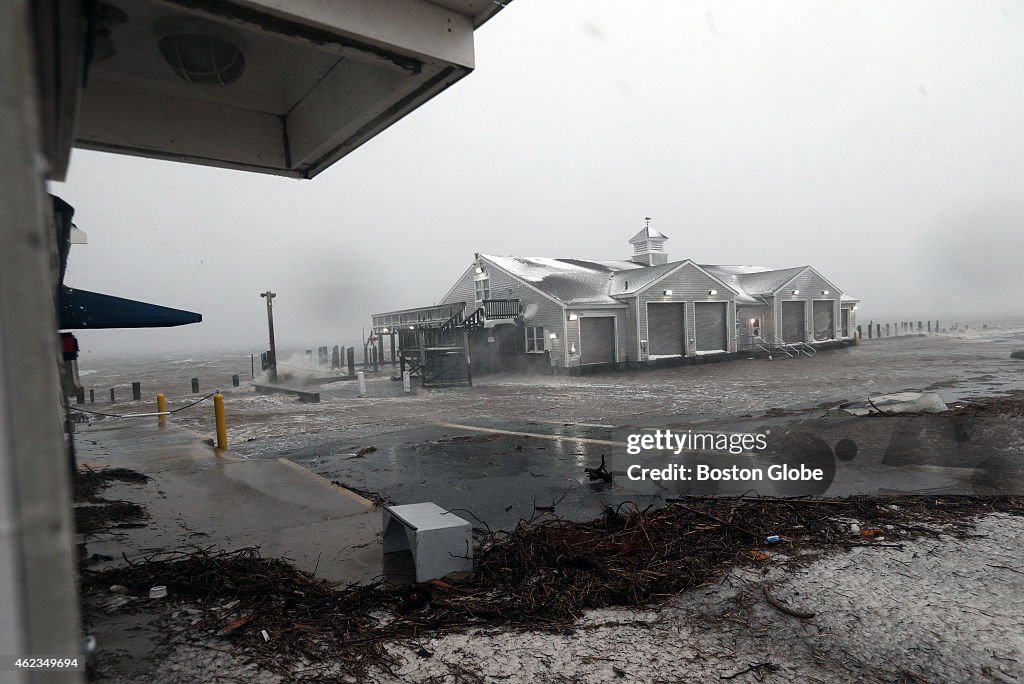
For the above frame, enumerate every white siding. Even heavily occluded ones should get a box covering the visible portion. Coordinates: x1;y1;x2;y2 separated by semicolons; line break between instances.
634;263;737;359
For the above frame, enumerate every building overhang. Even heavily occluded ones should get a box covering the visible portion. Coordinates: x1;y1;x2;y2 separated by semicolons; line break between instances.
58;286;202;328
36;0;512;180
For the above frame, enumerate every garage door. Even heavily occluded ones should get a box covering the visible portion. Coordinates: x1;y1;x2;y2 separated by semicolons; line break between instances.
580;317;615;364
694;302;728;352
813;301;835;341
647;303;684;357
781;301;806;343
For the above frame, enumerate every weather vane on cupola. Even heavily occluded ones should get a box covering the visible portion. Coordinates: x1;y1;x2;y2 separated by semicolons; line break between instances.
644;216;652;229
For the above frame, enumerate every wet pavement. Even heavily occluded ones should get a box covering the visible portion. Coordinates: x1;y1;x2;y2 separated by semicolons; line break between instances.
76;421;381;584
76;330;1024;532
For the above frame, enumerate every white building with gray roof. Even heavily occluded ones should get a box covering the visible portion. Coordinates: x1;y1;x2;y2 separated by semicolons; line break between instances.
373;227;858;376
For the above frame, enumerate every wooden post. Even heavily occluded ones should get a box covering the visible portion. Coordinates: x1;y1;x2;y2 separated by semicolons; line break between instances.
868;320;873;339
191;378;199;393
331;345;340;369
463;328;473;387
132;382;141;401
89;389;94;403
419;331;427;386
875;324;880;338
927;321;931;333
75;388;85;404
109;388;115;402
377;335;385;371
885;323;890;336
390;333;396;365
232;374;239;387
347;347;355;377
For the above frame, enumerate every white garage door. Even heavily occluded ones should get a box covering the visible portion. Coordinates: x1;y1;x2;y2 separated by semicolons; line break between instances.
580;317;615;365
694;302;728;352
782;301;806;344
647;303;685;357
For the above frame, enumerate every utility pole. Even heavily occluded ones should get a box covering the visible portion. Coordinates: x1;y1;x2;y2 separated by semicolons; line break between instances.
260;291;278;382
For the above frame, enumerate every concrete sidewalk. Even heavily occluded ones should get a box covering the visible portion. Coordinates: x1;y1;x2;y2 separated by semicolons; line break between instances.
76;419;382;584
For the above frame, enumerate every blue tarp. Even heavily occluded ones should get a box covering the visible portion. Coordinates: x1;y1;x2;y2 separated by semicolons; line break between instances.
58;287;202;329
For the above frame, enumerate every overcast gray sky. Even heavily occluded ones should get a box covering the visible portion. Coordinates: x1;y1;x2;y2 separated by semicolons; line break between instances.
52;0;1024;356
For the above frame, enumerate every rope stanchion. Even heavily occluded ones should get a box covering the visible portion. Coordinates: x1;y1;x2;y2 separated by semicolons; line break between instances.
69;391;218;419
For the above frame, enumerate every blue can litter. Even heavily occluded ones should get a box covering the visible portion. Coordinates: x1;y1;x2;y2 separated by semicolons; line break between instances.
765;535;781;544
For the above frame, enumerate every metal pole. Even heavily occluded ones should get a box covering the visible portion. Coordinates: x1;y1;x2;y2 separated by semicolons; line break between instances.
214;393;227;450
261;290;278;382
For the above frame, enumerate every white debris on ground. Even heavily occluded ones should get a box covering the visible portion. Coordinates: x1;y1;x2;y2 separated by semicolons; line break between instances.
90;517;1024;684
363;514;1024;684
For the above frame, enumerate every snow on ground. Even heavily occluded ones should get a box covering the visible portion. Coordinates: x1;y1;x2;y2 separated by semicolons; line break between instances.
95;514;1024;684
366;514;1024;684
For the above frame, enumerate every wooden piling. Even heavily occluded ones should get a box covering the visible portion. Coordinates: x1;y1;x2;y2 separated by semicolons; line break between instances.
191;378;199;393
109;388;115;402
232;374;239;387
75;388;85;404
346;347;355;377
332;345;340;369
89;389;94;403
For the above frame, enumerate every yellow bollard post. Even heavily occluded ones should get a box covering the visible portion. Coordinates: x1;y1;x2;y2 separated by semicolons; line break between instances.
156;393;167;426
214;393;227;450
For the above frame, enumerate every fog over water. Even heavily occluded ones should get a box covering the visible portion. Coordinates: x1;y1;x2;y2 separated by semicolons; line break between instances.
52;1;1024;356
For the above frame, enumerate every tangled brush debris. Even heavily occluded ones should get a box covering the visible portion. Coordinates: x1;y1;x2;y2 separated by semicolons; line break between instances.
80;495;1024;680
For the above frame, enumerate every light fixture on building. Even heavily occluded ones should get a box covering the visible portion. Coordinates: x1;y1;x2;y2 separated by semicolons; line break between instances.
708;289;717;296
750;318;756;325
474;266;484;274
549;333;558;340
852;305;858;311
408;325;415;330
156;17;247;86
568;313;578;321
822;289;830;295
381;327;389;334
792;289;800;295
664;289;673;296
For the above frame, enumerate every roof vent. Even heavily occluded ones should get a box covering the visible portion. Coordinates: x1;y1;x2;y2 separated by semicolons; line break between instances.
628;218;668;266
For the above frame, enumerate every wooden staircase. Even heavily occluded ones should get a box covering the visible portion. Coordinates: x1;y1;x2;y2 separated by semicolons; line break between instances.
387;299;521;388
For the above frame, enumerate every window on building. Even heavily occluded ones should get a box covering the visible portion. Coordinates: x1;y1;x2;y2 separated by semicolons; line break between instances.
474;278;490;303
750;317;761;337
526;325;545;353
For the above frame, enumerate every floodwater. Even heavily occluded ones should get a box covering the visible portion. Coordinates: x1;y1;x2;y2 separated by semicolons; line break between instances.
76;324;1024;528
